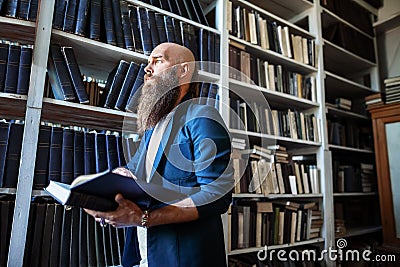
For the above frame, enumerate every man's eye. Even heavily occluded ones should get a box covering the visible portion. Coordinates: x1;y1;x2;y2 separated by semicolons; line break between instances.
156;59;162;63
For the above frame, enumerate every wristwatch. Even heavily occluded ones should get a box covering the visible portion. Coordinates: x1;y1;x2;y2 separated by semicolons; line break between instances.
141;210;150;228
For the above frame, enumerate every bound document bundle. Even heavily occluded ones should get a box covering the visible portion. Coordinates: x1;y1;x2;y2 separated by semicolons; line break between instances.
44;169;186;211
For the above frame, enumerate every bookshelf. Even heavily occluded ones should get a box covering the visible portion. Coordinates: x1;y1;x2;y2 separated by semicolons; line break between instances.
0;0;384;266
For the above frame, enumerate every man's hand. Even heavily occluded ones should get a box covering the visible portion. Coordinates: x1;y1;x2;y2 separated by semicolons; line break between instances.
112;167;136;178
84;193;143;228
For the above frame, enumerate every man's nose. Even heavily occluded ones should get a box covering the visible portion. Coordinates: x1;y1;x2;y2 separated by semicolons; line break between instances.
144;64;153;75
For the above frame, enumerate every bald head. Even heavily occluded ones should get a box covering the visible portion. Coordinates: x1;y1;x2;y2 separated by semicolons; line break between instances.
151;43;195;65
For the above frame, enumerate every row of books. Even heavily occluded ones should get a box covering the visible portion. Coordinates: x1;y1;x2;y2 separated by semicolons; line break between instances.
21;201;125;267
228;200;322;250
383;76;400;104
227;1;316;67
232;146;321;195
333;161;377;193
0;120;139;189
0;0;38;21
229;43;317;102
327;119;373;149
0;41;33;95
0;198;14;267
335;200;381;229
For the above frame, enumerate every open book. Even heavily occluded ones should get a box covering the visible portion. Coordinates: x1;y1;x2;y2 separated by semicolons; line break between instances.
44;169;187;211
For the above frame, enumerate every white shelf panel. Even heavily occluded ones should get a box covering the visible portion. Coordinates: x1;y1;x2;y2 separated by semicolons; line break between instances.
0;188;17;194
233;193;323;198
51;29;148;80
127;0;220;34
230;36;317;75
247;0;313;21
229;78;318;110
323;39;376;75
336;226;382;238
235;0;315;38
328;144;374;154
42;98;137;132
324;71;375;99
228;238;324;255
0;93;27;120
333;192;378;197
0;16;36;44
326;106;370;121
321;8;373;39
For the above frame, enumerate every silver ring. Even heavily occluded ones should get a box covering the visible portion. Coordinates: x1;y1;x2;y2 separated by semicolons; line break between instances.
100;218;107;227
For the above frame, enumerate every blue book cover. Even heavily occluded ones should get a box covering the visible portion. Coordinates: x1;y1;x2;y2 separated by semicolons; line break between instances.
115;61;140;111
16;46;33;95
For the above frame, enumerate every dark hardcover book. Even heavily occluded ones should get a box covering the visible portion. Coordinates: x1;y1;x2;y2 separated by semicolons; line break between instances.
102;225;113;266
0;43;9;92
79;209;88;266
125;63;146;112
48;45;76;101
115;61;140;111
59;207;72;267
70;207;80;266
53;0;66;29
23;203;36;266
0;201;14;266
74;131;84;177
116;227;125;260
30;203;47;267
28;0;38;21
168;0;180;15
106;134;119;170
94;219;106;266
3;123;23;188
61;46;89;103
159;0;171;12
40;204;55;267
0;122;10;187
120;1;134;51
214;34;221;74
150;0;161;8
137;7;153;56
103;0;117;46
175;0;190;19
104;60;130;109
155;13;167;44
87;214;98;266
190;0;209;26
95;133;108;173
198;28;208;71
17;0;31;20
4;44;21;94
98;63;118;107
188;24;198;60
5;0;18;17
198;82;209;105
116;135;127;166
74;0;90;36
16;46;33;95
111;0;125;48
109;226;121;265
148;10;160;49
48;126;64;182
164;16;176;43
128;7;143;53
45;169;187;211
172;17;183;45
207;83;218;106
63;0;78;33
33;125;51;189
181;21;190;50
89;0;102;40
61;128;74;184
84;131;96;174
207;32;215;74
49;204;64;267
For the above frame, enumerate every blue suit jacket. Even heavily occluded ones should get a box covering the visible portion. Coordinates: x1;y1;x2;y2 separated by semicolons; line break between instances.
122;98;233;267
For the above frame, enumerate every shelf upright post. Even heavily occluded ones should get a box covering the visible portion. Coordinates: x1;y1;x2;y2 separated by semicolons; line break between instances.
7;0;55;265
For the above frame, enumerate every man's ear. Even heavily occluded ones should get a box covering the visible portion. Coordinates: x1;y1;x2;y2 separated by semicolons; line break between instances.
178;63;190;78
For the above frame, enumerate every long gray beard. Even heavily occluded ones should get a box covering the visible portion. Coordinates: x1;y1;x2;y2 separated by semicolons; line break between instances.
137;68;181;133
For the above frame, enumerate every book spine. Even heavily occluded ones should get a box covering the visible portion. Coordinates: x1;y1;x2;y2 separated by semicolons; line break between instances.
95;133;108;172
116;135;127;166
84;132;96;175
148;10;160;49
137;7;153;55
155;13;167;44
172;17;183;45
198;28;208;71
111;0;125;48
61;47;89;104
33;125;52;189
74;0;90;36
164;16;176;43
104;60;130;109
175;0;190;19
0;43;9;93
168;0;180;15
214;34;221;75
159;0;171;12
78;209;88;265
120;1;134;51
5;0;18;17
3;123;23;188
49;204;63;267
106;134;120;170
188;24;198;60
207;32;215;74
191;0;209;26
4;44;21;94
61;128;74;184
73;131;84;177
28;0;38;21
53;0;66;30
180;21;190;50
115;61;140;111
48;126;63;183
0;122;10;188
17;0;31;20
103;0;117;46
125;63;146;112
16;46;33;95
39;204;55;266
129;7;143;53
63;0;78;33
89;0;102;40
48;45;76;101
59;208;72;266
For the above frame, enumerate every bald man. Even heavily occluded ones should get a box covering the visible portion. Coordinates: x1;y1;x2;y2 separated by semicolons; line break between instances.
85;43;233;267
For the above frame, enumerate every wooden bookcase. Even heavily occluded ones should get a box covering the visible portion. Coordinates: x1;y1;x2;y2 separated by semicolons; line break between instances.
0;0;383;266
